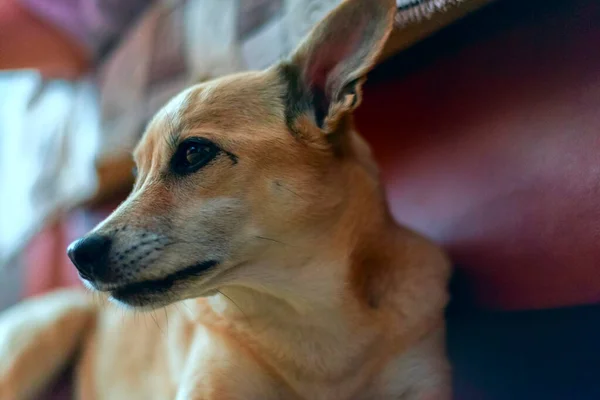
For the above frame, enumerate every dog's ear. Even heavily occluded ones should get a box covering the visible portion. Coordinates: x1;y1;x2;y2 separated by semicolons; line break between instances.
282;0;395;136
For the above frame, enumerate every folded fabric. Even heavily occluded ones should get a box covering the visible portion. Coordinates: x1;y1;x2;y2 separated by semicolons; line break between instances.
20;0;486;163
0;72;100;268
18;0;150;60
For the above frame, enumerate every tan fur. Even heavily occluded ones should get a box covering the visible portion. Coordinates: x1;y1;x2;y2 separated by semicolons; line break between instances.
0;1;451;399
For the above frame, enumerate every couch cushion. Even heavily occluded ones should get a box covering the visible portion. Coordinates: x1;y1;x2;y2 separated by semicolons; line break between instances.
356;0;600;310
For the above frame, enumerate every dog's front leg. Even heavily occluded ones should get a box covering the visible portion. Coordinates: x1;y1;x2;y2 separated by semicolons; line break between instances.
0;289;96;400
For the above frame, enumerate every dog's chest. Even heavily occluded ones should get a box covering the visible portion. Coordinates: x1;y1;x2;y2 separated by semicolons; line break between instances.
75;304;446;400
76;306;192;400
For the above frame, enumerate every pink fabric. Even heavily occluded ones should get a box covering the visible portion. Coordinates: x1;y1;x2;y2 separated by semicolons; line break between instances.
356;1;600;310
24;208;113;298
24;222;80;298
19;0;150;59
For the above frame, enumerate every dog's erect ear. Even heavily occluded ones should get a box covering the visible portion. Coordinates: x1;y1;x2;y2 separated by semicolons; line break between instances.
283;0;395;135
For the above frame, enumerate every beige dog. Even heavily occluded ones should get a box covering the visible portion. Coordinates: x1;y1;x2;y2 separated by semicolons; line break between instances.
0;0;451;398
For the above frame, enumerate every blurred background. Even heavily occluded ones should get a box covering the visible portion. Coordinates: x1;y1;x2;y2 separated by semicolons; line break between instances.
0;0;599;398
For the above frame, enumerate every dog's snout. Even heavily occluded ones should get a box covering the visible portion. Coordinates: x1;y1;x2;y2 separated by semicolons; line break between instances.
67;234;112;281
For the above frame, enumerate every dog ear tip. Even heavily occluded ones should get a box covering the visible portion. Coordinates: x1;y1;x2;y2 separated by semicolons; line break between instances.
281;0;397;135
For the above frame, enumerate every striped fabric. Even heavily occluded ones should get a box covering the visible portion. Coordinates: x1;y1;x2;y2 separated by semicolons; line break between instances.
19;0;481;161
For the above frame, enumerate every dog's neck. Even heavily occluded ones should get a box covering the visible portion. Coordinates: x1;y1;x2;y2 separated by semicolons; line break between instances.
190;159;402;384
202;272;382;386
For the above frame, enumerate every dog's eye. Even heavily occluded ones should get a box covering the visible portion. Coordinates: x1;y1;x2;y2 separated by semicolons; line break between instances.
171;138;220;175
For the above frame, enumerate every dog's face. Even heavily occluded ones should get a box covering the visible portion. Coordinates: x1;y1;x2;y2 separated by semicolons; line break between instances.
67;0;395;308
82;72;349;307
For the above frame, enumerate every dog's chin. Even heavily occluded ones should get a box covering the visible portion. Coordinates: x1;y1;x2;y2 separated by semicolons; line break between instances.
84;260;220;309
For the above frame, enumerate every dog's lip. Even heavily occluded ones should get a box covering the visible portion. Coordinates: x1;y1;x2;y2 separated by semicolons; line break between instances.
89;260;220;298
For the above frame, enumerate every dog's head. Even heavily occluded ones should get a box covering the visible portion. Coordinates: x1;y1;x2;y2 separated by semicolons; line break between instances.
68;0;396;308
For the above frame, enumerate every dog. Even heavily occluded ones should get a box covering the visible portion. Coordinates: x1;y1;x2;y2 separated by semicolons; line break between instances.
0;0;451;398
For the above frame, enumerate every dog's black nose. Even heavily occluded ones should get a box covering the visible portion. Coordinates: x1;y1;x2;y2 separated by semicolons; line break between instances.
67;235;112;281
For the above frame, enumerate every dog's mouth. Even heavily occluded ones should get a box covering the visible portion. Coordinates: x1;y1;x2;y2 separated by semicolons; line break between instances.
95;260;219;307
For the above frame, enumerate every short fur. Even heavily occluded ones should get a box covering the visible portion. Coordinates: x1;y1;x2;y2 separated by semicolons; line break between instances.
0;1;451;399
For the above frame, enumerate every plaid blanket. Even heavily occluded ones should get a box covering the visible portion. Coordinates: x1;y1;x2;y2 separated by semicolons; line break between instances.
21;0;485;161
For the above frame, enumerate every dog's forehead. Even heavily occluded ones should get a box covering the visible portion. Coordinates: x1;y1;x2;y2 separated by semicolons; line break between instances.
179;71;285;133
134;70;285;164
